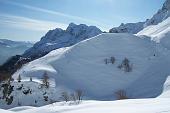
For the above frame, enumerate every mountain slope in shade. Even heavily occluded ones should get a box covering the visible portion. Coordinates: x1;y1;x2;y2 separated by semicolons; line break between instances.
23;23;102;59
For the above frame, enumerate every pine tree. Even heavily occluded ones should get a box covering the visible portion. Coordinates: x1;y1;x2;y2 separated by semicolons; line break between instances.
17;75;21;82
42;72;49;88
30;77;32;82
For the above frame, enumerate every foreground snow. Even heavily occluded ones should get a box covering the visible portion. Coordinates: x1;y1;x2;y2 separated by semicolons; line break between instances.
1;75;170;113
0;98;170;113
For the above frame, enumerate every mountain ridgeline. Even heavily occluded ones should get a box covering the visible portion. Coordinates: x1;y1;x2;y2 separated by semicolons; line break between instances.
23;23;102;60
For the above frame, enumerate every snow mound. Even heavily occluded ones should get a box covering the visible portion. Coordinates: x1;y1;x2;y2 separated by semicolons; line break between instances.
14;33;170;100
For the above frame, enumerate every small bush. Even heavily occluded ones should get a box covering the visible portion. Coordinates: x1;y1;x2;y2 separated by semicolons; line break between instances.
23;88;31;95
118;58;132;72
115;90;128;100
43;96;48;101
104;56;116;64
6;96;13;105
110;57;115;64
104;58;109;64
16;84;23;90
61;89;83;104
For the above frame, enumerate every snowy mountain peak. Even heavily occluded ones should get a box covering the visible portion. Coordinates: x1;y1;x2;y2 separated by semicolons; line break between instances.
23;23;102;59
66;23;101;36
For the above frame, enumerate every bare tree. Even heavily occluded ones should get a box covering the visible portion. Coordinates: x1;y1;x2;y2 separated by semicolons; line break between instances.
75;89;83;101
61;91;70;102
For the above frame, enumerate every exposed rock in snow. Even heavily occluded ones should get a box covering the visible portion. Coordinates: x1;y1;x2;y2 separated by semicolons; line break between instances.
23;23;102;59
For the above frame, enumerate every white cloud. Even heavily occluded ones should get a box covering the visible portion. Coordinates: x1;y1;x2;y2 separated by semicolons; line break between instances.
2;0;101;25
0;14;68;31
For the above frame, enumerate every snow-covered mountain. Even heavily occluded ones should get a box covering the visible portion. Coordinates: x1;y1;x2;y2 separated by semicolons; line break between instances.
0;39;33;65
109;22;145;34
110;0;170;34
23;23;102;59
144;0;170;27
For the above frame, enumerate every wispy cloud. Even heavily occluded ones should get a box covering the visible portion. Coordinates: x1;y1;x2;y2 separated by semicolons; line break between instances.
0;14;68;31
2;0;102;25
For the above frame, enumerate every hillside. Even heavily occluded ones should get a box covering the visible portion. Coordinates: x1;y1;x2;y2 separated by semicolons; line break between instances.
10;33;170;106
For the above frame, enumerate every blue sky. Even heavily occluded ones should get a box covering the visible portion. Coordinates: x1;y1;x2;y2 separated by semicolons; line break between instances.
0;0;165;41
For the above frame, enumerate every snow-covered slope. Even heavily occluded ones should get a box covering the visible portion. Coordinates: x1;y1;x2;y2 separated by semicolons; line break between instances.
109;22;145;34
13;33;170;102
0;39;33;65
1;75;170;113
137;17;170;49
159;76;170;98
144;0;170;27
23;23;102;59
